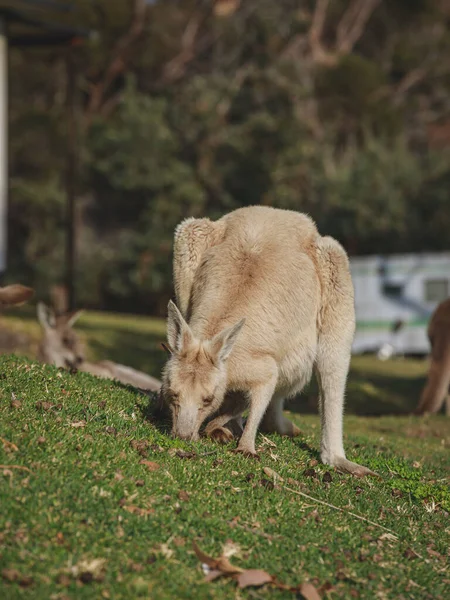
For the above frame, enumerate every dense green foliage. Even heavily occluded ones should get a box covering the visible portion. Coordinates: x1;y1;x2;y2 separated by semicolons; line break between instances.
8;0;450;312
1;353;449;599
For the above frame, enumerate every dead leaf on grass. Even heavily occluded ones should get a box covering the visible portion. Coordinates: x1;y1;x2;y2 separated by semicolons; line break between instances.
122;505;154;517
299;582;322;600
2;568;20;582
10;397;21;409
237;569;273;589
192;542;243;576
70;421;86;428
35;401;54;411
178;490;190;502
192;542;322;596
139;460;160;471
263;466;284;482
130;440;149;457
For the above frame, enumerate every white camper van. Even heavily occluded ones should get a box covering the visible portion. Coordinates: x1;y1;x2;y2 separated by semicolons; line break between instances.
350;252;450;357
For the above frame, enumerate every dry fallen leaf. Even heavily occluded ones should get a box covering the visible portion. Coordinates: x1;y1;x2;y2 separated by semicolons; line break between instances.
178;490;190;502
263;467;284;482
130;440;149;457
192;542;243;577
192;541;323;596
236;569;273;589
139;460;160;471
10;396;21;409
299;582;322;600
122;505;154;517
70;421;86;428
2;568;20;582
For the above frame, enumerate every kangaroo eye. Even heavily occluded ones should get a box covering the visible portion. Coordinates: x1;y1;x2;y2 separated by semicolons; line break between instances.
203;396;214;405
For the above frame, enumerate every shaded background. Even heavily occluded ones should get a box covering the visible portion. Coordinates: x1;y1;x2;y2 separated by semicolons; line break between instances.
5;0;450;315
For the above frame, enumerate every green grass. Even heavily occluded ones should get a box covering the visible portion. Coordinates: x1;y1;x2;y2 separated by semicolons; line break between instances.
1;350;449;599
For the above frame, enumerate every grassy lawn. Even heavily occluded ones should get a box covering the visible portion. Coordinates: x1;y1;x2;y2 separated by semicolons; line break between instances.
0;311;449;599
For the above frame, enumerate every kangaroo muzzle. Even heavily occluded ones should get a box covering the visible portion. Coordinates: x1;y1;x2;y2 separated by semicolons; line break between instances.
172;406;200;441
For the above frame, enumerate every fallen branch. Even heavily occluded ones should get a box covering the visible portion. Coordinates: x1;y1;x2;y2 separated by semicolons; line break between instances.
0;465;32;473
283;485;398;537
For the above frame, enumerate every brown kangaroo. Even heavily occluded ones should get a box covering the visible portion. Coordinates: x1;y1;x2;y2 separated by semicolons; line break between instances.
37;303;161;392
415;298;450;415
0;284;34;308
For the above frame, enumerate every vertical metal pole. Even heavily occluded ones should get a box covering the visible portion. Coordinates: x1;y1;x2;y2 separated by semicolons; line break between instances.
0;18;8;277
66;50;76;310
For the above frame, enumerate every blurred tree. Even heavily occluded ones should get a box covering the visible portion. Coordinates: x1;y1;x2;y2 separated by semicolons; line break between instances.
7;0;450;314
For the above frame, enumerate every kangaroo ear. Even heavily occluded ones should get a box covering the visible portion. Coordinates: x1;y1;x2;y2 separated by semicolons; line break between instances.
167;300;194;353
65;310;84;328
37;302;56;329
209;318;245;363
0;284;34;307
160;342;173;355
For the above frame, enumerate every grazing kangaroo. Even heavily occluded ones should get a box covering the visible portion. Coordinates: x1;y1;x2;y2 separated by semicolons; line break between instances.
161;205;373;476
0;284;34;308
415;298;450;415
37;303;161;392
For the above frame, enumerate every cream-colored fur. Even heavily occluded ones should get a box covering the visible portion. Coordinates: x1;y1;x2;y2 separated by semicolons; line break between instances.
37;303;161;392
162;206;373;475
415;298;450;415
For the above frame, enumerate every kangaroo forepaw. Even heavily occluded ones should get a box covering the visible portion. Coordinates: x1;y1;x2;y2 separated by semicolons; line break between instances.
207;426;235;444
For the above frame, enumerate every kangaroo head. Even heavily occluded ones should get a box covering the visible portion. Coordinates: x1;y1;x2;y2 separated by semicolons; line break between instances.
0;284;34;308
37;302;85;370
161;300;245;441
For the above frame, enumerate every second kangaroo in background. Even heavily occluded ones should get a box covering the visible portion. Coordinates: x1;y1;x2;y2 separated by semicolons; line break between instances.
415;297;450;415
162;205;374;476
37;303;161;392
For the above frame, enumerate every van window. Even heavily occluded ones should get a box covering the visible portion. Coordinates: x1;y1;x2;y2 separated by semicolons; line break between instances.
424;279;449;303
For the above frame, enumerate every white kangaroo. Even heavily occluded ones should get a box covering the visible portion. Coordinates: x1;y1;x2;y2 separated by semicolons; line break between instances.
161;205;374;476
37;303;161;392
